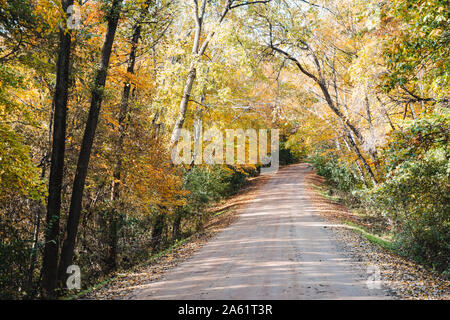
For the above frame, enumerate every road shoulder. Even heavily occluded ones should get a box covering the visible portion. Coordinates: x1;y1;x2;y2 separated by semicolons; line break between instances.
305;170;450;300
78;174;270;300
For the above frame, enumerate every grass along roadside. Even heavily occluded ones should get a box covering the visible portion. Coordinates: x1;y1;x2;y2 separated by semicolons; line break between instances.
305;169;450;299
342;220;394;251
311;183;343;204
307;174;397;253
307;169;450;278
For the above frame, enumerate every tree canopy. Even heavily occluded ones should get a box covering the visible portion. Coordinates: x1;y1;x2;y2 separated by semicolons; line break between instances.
0;0;448;298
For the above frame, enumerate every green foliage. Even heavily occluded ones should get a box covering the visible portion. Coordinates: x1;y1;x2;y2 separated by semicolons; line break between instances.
382;0;449;97
218;166;250;196
308;153;363;192
0;239;32;299
160;165;251;240
279;140;302;165
382;108;449;171
0;64;23;111
0;0;35;35
344;221;394;251
370;153;449;272
0;123;45;203
368;109;449;272
309;110;449;275
182;166;227;210
182;165;249;211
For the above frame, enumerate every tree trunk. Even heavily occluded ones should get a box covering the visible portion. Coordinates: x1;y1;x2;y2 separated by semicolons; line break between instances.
170;66;197;145
105;209;119;272
41;0;73;299
270;44;378;184
344;129;377;185
190;105;204;165
409;103;417;119
106;1;151;271
151;213;166;254
342;135;369;187
172;210;182;240
364;95;380;167
57;0;122;286
170;1;231;146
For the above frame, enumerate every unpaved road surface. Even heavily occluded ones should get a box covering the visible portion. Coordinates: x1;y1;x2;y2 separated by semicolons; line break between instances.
130;164;391;299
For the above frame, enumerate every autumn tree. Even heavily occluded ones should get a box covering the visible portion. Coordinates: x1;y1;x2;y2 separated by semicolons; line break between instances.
41;0;74;300
57;0;123;287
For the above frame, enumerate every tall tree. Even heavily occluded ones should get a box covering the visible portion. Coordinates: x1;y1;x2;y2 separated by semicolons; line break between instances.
107;0;157;271
41;0;74;299
57;0;123;285
170;0;271;146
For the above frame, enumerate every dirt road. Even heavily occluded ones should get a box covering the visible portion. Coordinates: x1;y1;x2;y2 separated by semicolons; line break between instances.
130;164;391;299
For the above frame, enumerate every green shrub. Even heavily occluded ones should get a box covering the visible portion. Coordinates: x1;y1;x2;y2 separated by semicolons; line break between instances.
182;166;227;209
182;165;250;207
173;165;250;235
308;153;362;192
0;240;32;299
370;151;449;272
279;141;302;165
367;109;450;273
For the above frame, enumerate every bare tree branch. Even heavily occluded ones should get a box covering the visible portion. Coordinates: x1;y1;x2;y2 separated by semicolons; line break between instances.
230;0;272;9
